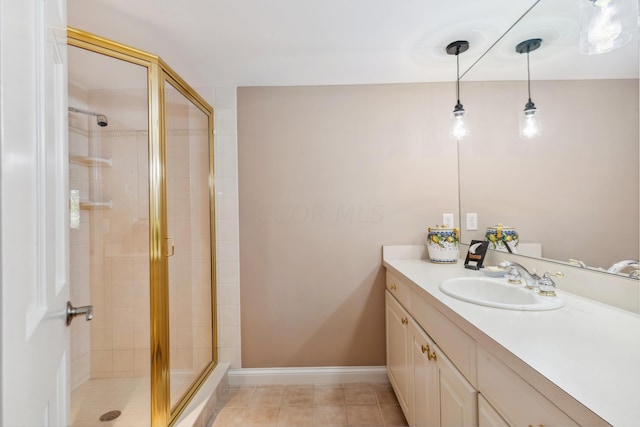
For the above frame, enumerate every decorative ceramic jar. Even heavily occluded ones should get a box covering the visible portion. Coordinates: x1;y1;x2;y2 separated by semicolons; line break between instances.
485;223;519;253
427;226;460;263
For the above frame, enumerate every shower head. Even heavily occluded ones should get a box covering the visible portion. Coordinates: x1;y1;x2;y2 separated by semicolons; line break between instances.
68;106;109;128
96;114;108;127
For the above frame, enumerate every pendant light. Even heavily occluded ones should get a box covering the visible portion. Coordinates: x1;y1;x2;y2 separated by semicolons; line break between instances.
516;38;542;139
579;0;634;55
446;40;469;140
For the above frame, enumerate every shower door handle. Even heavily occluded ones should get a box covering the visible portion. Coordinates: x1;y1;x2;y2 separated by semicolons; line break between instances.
165;236;175;257
66;301;94;326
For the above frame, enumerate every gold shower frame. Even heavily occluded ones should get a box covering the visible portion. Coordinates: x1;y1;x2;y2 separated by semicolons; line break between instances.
67;27;218;427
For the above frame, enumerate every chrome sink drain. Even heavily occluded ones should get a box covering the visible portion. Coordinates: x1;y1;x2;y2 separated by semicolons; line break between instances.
99;410;122;422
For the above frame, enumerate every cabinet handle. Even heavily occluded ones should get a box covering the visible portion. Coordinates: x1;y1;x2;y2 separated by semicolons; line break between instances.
390;284;397;290
401;317;408;325
421;344;437;361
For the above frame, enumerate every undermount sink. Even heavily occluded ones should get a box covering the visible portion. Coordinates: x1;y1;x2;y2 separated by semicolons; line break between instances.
439;277;564;311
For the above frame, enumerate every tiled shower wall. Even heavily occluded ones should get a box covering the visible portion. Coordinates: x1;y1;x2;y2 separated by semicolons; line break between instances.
69;86;152;383
88;122;151;380
69;81;92;390
212;87;241;369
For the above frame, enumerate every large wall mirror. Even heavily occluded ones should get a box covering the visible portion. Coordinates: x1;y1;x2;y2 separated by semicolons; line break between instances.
458;0;639;276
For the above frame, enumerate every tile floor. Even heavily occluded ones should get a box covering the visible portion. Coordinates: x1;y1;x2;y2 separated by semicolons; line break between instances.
211;382;408;427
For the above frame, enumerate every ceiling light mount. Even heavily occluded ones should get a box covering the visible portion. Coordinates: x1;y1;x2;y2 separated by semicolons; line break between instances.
446;40;470;56
515;38;542;55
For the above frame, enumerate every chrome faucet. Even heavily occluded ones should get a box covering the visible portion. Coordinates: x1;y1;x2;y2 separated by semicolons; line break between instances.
498;260;541;290
606;260;640;274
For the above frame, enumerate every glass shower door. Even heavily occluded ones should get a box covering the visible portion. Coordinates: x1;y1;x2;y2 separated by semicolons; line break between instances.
163;79;215;411
68;44;151;426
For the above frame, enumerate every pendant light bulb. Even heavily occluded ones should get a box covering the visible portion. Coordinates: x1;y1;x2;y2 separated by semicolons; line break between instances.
446;40;469;141
520;100;541;139
516;39;542;139
580;0;633;55
452;102;468;140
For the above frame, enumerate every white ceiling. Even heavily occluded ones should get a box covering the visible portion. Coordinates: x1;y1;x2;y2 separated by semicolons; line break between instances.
68;0;639;93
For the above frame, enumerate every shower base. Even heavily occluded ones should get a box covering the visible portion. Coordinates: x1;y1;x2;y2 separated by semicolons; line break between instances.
71;374;195;427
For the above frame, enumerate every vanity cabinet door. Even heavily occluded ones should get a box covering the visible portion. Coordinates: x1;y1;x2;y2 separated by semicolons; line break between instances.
386;290;412;423
412;321;439;427
411;319;477;427
478;346;579;427
478;394;508;427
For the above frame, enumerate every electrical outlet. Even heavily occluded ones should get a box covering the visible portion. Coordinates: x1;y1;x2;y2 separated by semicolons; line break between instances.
466;213;478;231
443;213;454;228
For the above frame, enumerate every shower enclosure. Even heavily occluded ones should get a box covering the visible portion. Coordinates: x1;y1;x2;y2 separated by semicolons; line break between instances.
67;28;216;427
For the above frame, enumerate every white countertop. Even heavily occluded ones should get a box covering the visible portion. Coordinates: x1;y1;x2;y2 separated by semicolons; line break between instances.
383;254;640;427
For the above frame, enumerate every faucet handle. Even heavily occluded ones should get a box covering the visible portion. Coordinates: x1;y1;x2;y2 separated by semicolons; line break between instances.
538;271;564;296
543;271;564;279
569;259;587;268
505;267;522;284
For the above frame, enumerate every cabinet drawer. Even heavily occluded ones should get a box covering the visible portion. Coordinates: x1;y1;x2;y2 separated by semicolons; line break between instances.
411;291;477;387
477;346;578;427
386;270;411;310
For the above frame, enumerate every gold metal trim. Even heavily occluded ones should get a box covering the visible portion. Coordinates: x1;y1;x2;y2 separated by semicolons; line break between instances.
149;60;170;427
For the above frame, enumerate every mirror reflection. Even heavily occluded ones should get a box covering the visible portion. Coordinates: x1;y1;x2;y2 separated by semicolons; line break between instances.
457;0;639;276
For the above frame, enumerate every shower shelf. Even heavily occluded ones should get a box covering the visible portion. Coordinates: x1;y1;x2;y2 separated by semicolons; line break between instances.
70;155;112;167
80;201;113;210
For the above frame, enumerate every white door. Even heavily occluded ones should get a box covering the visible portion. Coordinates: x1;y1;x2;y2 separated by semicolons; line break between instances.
0;0;70;425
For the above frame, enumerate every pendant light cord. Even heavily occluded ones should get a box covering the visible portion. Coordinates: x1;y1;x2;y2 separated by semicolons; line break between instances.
456;49;461;104
526;50;532;102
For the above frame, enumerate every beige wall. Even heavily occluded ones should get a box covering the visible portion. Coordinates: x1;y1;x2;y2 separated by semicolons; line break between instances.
238;84;460;367
236;79;639;368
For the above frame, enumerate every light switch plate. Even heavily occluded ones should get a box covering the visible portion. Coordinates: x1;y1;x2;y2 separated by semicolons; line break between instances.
466;213;478;230
443;213;454;228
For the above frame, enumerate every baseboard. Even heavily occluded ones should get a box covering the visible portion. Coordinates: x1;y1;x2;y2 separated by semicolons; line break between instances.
228;366;388;386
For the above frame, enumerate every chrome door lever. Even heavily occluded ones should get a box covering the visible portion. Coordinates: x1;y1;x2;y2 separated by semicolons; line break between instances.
66;301;93;326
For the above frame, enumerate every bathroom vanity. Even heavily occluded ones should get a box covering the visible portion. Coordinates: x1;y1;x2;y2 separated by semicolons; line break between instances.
383;246;640;427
